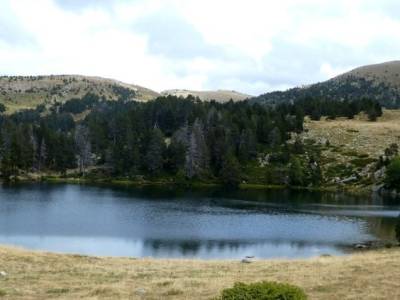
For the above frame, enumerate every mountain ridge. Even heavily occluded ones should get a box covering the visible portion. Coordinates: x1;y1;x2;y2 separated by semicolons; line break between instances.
161;89;251;102
0;74;160;112
2;61;400;112
335;60;400;87
250;61;400;108
0;75;251;112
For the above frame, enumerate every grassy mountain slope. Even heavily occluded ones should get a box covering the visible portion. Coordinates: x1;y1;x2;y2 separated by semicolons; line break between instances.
339;60;400;87
302;109;400;158
161;89;250;102
294;109;400;191
251;61;400;108
0;75;160;113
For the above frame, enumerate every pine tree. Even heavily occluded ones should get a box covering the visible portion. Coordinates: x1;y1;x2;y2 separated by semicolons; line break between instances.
38;139;47;172
293;136;304;154
294;106;304;132
220;152;241;187
145;126;165;175
75;125;92;175
309;156;323;186
54;134;76;176
126;129;141;175
165;137;186;174
268;127;282;148
289;156;304;186
185;119;209;178
238;129;256;162
0;130;12;179
19;125;34;171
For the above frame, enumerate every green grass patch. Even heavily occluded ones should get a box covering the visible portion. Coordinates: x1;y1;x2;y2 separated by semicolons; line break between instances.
239;183;285;190
157;281;173;287
46;288;70;295
325;164;355;178
346;129;359;133
88;287;119;297
242;161;268;184
165;288;184;296
341;150;361;157
350;157;377;168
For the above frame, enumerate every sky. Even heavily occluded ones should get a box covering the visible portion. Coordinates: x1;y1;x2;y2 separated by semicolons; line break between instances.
0;0;400;95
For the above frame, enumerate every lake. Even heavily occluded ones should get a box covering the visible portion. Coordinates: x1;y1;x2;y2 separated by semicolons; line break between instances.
0;183;398;259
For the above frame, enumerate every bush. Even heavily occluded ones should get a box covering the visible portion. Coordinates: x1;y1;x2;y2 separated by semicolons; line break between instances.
289;157;305;186
396;215;400;243
0;288;6;297
385;157;400;189
218;281;308;300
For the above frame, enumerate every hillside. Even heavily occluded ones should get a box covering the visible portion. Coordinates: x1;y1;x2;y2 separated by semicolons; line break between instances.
302;110;400;158
0;246;399;299
293;109;400;192
339;60;400;87
161;89;250;102
250;61;400;108
0;75;160;113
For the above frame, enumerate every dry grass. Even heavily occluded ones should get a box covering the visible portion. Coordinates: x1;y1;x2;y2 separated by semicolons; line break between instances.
303;109;400;158
0;246;399;299
336;60;400;88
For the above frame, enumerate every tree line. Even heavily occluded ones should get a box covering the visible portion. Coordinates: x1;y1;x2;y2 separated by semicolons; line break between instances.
0;94;383;186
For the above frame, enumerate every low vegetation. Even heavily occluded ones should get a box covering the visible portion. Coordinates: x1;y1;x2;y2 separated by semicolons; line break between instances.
217;281;307;300
0;246;399;299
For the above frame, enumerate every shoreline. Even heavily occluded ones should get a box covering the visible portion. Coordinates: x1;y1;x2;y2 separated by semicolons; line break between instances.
2;174;376;198
0;245;399;299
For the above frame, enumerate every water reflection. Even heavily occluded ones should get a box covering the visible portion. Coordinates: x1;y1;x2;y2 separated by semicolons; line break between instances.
0;235;346;259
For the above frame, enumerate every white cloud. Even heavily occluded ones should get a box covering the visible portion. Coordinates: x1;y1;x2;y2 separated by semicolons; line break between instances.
0;0;399;95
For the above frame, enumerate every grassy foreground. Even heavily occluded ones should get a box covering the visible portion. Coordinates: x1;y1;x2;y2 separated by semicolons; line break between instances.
0;246;399;299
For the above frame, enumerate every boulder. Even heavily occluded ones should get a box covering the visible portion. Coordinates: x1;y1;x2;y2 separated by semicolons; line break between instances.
372;184;385;193
339;175;357;184
374;167;386;181
135;288;146;296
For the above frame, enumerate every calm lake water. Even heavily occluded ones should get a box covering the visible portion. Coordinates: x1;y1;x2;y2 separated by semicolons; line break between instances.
0;183;399;259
